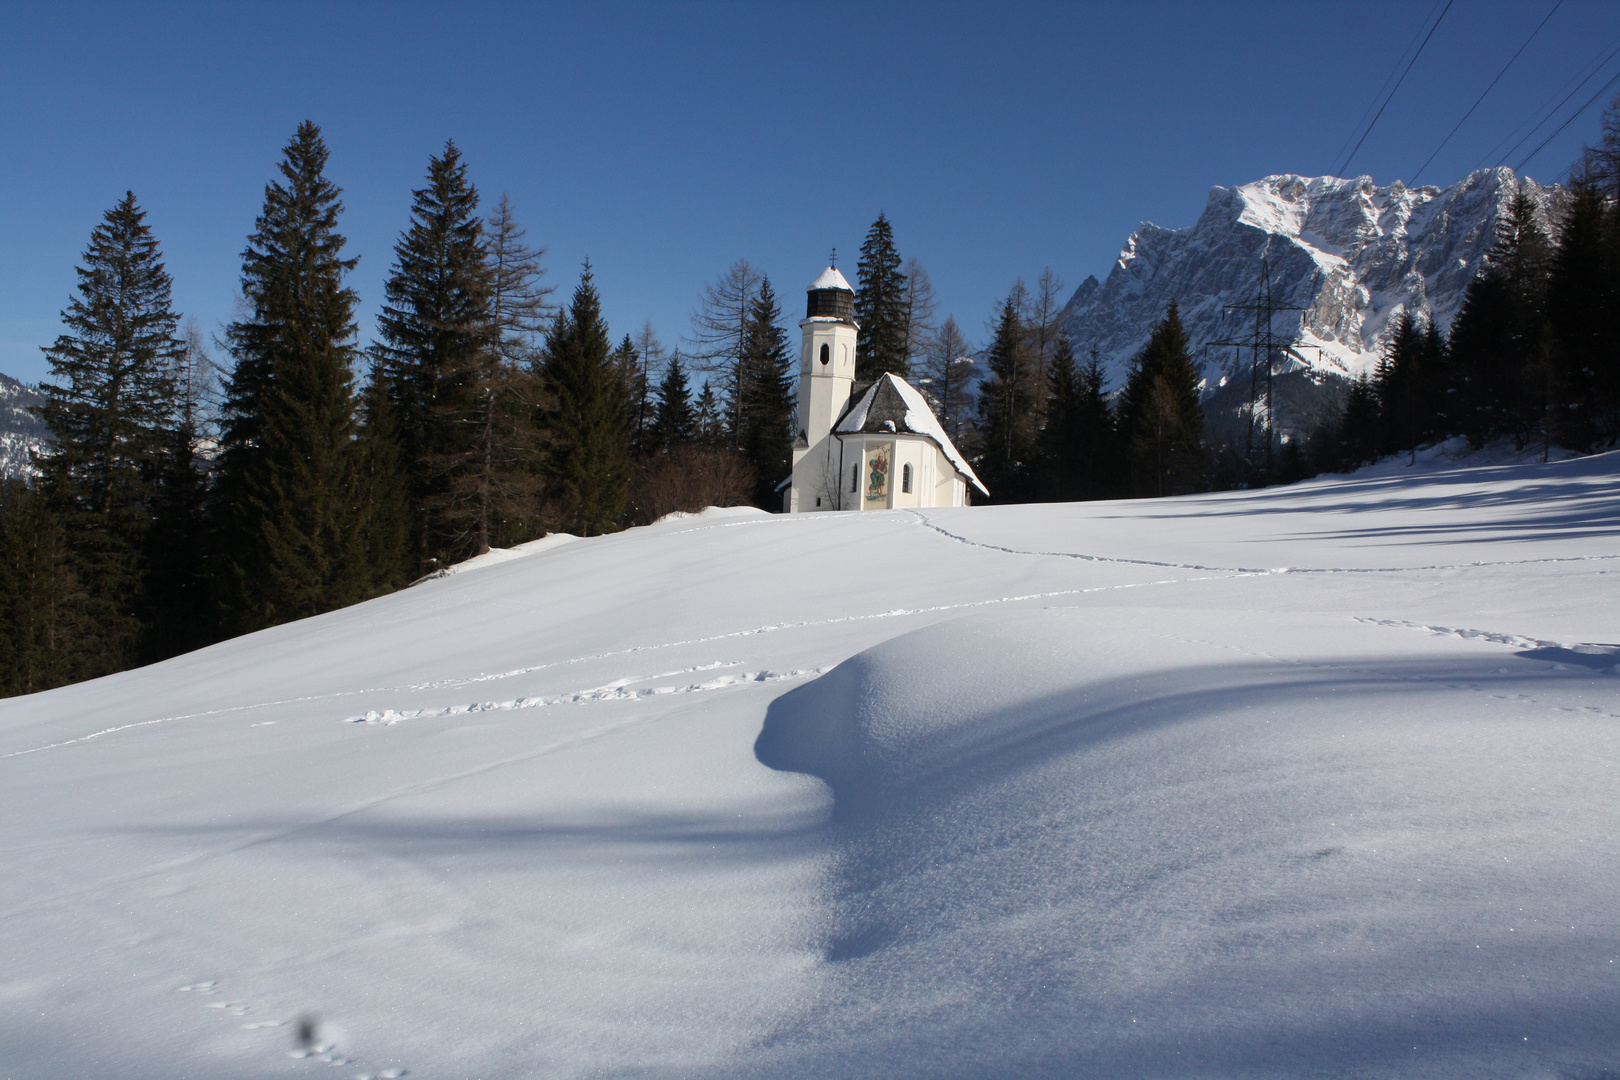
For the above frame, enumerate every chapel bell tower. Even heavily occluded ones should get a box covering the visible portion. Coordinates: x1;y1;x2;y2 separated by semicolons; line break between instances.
798;265;858;447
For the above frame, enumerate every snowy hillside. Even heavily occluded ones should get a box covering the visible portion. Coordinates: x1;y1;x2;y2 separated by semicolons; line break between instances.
1061;168;1562;394
0;371;48;479
2;456;1617;1078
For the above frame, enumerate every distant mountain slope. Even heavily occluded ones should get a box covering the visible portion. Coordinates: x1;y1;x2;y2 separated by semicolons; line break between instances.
0;372;49;480
1059;168;1564;396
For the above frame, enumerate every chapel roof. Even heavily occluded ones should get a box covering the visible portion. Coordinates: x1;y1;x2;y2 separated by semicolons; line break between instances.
834;373;988;495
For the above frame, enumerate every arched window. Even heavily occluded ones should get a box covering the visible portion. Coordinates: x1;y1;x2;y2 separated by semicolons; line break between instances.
902;463;913;493
820;343;830;365
850;464;858;493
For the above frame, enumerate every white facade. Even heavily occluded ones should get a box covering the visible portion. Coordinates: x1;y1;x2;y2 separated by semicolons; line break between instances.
787;267;985;512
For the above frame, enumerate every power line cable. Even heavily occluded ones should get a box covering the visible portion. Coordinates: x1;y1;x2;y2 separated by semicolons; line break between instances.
1411;0;1563;185
1338;0;1456;178
1516;66;1620;174
1328;0;1445;174
1484;35;1620;168
1476;31;1620;166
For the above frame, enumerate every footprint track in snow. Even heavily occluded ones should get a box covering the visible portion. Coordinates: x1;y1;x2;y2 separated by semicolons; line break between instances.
182;979;408;1075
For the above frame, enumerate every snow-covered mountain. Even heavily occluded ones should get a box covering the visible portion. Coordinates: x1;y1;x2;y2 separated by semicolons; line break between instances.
0;371;49;480
1060;168;1563;395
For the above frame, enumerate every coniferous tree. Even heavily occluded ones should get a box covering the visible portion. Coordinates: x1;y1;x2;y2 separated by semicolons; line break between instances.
482;193;551;546
353;360;414;589
486;192;554;369
1374;312;1428;459
736;279;796;507
543;266;630;535
143;322;217;657
689;260;762;442
693;382;725;448
611;334;653;462
374;141;498;569
1546;180;1617;449
1034;338;1114;501
916;315;975;444
855;214;909;380
900;258;937;376
1318;372;1382;473
215;121;371;632
0;482;92;697
1034;335;1086;502
975;292;1033;500
649;354;697;453
35;191;183;671
1116;301;1205;497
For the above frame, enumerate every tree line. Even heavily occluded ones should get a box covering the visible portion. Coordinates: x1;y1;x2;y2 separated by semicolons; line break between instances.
0;123;796;696
5;109;1618;697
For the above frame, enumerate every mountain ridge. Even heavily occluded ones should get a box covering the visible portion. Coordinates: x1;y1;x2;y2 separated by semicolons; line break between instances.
1058;167;1565;397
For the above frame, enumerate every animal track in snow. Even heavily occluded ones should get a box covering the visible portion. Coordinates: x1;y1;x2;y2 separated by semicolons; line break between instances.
911;508;1620;575
345;665;824;725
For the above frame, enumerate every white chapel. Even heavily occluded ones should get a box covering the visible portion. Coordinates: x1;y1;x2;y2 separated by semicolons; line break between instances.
785;266;987;513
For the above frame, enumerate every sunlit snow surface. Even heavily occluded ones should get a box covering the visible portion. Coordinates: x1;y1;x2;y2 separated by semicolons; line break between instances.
2;454;1618;1078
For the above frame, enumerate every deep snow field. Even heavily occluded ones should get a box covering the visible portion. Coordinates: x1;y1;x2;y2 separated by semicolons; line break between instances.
2;453;1617;1079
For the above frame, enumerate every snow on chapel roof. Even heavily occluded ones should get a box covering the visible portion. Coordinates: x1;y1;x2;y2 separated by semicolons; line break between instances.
808;266;853;292
835;373;988;495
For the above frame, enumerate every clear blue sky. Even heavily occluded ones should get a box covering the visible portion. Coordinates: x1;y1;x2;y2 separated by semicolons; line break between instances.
4;0;1618;386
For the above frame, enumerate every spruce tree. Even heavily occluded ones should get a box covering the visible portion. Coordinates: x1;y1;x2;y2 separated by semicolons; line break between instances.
142;323;217;658
0;482;92;697
1374;312;1427;458
1116;301;1206;497
736;279;796;507
1033;337;1112;501
35;191;183;671
975;293;1032;500
374;141;498;569
855;214;909;380
215;121;370;632
1546;180;1617;449
353;360;414;590
542;266;630;535
649;354;697;452
693;382;725;448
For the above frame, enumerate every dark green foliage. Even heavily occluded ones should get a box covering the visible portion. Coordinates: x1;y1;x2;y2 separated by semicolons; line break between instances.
648;354;697;453
1373;312;1448;458
353;361;415;590
375;141;499;569
215;121;372;633
0;482;93;696
693;381;725;448
735;279;796;507
975;293;1034;501
1546;180;1619;449
855;214;910;380
542;266;630;536
141;329;216;658
1312;373;1382;474
1034;339;1114;501
1116;302;1206;497
35;191;184;670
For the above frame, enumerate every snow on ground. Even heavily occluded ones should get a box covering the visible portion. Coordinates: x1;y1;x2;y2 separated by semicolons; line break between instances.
1;454;1617;1078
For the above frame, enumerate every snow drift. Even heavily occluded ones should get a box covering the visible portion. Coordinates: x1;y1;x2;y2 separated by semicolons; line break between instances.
2;454;1617;1078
